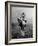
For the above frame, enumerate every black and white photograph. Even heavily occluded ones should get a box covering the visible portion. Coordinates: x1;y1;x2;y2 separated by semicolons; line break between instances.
11;6;33;39
5;1;37;44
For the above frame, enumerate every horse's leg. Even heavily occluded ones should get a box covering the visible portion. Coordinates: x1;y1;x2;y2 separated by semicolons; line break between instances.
20;26;25;37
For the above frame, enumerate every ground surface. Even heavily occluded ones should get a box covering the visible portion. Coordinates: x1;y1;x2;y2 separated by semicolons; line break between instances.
11;23;33;39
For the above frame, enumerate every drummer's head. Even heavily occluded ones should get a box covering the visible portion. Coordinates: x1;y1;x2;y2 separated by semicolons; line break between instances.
21;12;25;18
